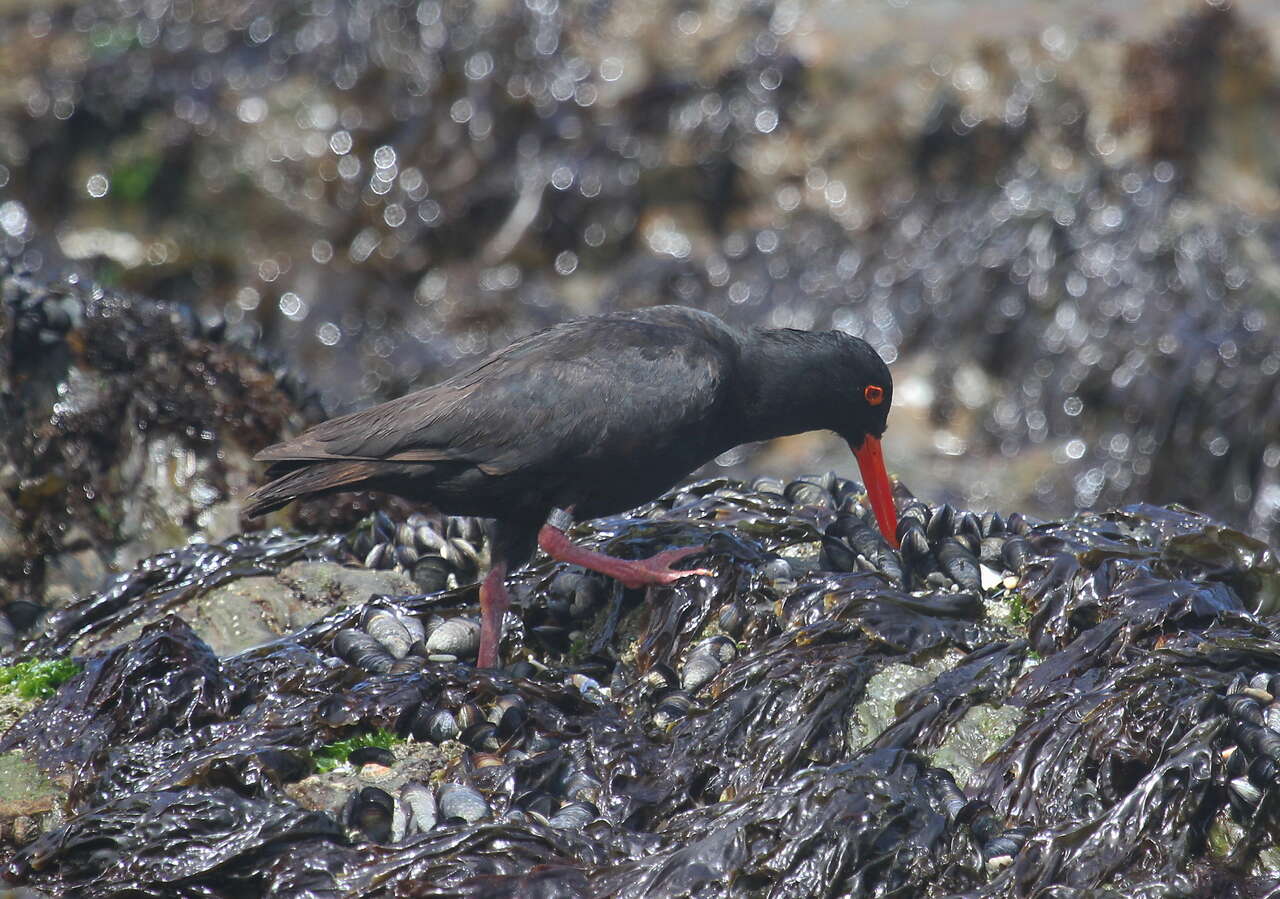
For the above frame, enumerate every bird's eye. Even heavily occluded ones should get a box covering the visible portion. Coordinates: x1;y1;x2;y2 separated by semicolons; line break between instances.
864;385;884;406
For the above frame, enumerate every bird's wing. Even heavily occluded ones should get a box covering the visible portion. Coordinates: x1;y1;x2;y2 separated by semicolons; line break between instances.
255;307;738;476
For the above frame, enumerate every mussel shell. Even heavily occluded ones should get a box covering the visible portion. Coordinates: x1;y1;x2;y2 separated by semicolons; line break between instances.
412;707;459;744
395;544;420;569
1001;536;1030;572
899;501;931;531
1235;721;1280;760
397;613;426;645
461;721;501;751
401;782;437;833
936;538;981;590
832;515;903;583
524;731;560;754
751;475;786;496
424;617;482;657
522;792;559;819
1265;704;1280;734
364;543;393;570
981;511;1006;537
548;800;598;830
447;515;485;544
349;786;395;842
372;511;396;543
718;602;747;637
784;480;834;508
1226;693;1265;727
561;770;603;801
1229;776;1263;809
362;608;413;659
760;557;794;584
334;629;395;674
456;702;485;731
653;690;694;728
412;556;452;593
494;704;528;739
1248;754;1280;785
1225;746;1247;779
438;783;489;823
681;649;724;694
642;663;678;692
899;525;932;563
349;746;396;768
820;535;858;573
954;511;983;543
926;504;955;542
415;524;449;554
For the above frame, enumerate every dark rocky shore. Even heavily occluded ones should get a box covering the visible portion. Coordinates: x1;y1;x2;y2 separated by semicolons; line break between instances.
1;262;1279;897
3;0;1280;895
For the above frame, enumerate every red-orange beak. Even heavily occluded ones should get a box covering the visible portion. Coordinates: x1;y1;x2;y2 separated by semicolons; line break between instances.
851;435;898;549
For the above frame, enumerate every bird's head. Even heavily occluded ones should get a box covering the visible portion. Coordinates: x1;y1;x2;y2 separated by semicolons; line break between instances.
830;335;898;547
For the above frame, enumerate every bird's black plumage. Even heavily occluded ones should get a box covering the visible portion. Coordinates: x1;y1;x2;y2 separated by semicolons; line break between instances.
247;305;896;665
248;306;891;558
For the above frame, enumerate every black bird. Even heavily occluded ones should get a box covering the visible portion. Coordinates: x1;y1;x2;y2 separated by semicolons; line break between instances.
245;306;897;667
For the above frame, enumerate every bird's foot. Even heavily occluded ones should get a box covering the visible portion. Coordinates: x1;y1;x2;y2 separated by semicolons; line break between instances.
538;523;713;589
610;545;713;589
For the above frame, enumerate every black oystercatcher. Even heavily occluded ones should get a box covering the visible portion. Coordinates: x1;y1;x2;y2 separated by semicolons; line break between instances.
245;306;896;667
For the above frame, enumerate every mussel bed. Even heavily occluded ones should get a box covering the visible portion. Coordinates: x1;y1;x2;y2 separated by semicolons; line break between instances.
2;475;1280;897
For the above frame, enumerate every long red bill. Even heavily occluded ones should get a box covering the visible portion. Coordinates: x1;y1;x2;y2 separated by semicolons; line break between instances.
851;435;899;549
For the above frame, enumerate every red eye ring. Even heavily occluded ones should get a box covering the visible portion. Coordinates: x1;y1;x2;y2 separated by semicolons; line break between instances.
864;385;884;406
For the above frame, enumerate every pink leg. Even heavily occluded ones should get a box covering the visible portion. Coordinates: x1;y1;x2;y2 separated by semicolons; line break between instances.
476;561;510;669
537;524;713;590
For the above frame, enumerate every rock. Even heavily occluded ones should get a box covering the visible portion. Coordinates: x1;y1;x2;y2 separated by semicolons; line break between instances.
851;655;965;749
0;265;325;612
71;561;417;658
0;751;65;849
929;703;1023;789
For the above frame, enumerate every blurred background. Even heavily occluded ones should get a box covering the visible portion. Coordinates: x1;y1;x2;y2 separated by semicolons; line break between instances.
2;0;1278;545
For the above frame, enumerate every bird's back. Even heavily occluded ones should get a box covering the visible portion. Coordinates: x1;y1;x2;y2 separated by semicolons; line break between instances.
244;306;743;520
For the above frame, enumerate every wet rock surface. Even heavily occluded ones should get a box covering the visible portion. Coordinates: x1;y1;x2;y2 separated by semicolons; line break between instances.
1;476;1279;896
0;259;325;625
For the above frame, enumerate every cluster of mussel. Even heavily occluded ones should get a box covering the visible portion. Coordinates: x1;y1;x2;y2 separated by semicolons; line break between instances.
327;605;610;844
333;607;482;669
347;511;487;593
344;781;499;844
1222;674;1280;820
340;712;602;845
658;473;1036;593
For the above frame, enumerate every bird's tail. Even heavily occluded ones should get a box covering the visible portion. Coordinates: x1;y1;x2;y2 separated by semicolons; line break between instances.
242;460;383;518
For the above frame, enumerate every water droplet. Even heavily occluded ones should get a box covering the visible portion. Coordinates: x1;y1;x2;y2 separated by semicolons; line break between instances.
86;174;109;198
279;292;308;321
237;97;268;124
317;322;341;346
554;251;578;276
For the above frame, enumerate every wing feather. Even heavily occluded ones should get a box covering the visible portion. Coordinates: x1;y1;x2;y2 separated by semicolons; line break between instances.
253;306;739;476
